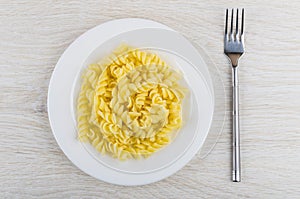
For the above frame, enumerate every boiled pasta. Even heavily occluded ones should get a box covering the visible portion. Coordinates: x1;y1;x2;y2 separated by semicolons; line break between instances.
77;44;187;160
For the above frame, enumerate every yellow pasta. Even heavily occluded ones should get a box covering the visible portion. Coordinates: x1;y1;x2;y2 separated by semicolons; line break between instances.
77;44;187;160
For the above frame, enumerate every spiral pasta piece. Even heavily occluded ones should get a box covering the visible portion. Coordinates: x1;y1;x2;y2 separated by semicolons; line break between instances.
76;44;187;160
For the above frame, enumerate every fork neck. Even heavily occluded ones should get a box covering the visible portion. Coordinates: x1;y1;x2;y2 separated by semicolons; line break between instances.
232;67;239;86
228;54;241;67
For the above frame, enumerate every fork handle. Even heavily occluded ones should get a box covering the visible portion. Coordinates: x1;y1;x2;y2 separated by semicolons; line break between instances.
232;67;241;182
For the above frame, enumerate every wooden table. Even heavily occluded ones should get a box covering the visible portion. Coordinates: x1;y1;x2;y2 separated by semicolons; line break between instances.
1;1;299;198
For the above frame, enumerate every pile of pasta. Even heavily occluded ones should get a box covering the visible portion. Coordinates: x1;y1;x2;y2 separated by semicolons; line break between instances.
77;44;186;160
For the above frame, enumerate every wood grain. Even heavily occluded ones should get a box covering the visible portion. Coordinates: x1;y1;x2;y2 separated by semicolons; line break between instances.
1;0;300;198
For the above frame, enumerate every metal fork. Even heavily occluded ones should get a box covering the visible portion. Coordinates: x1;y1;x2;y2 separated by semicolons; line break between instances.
224;8;245;182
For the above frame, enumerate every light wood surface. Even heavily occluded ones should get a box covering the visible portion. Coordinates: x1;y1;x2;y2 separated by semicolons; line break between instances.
1;0;300;198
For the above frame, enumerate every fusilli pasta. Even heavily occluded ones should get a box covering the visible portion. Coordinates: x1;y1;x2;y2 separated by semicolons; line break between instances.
77;44;187;160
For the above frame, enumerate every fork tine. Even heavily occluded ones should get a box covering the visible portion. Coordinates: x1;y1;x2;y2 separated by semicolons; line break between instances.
241;8;244;35
230;9;234;34
225;9;228;34
236;9;239;36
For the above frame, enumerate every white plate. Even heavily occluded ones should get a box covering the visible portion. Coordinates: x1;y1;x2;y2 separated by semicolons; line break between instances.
48;18;214;185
